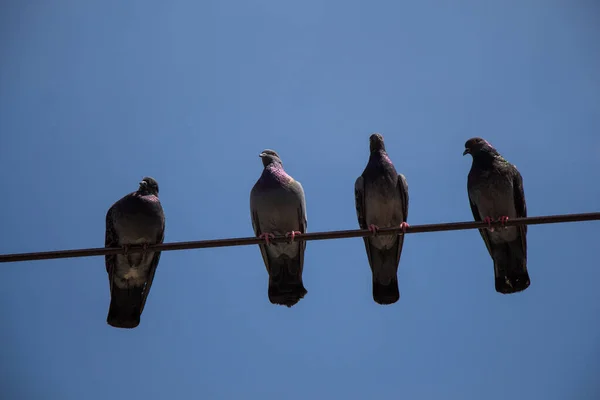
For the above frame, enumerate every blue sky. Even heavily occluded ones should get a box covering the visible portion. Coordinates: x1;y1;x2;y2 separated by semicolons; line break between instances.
1;0;599;399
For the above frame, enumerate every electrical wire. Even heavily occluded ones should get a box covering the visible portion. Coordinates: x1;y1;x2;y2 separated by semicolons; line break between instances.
0;212;598;264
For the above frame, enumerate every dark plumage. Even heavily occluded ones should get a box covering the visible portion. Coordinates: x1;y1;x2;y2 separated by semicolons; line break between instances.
105;177;165;328
355;133;409;305
250;149;308;307
463;137;529;294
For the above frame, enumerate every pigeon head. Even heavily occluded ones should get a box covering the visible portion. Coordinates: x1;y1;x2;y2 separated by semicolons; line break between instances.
463;137;497;157
259;149;283;167
369;133;386;152
138;177;159;196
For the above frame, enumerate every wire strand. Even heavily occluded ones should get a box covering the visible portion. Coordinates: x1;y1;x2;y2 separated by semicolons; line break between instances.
0;212;598;264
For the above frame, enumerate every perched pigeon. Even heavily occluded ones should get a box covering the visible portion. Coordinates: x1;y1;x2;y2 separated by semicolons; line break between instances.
250;149;308;307
355;133;409;305
463;138;529;294
105;177;165;328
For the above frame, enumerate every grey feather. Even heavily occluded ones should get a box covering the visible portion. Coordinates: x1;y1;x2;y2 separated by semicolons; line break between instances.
355;134;409;305
105;177;165;328
464;137;529;294
250;150;308;307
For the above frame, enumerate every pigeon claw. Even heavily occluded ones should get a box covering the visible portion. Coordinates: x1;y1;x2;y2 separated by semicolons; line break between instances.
122;245;130;256
498;216;509;229
483;216;495;232
140;243;153;258
285;231;302;243
399;222;410;234
259;233;276;245
368;224;380;236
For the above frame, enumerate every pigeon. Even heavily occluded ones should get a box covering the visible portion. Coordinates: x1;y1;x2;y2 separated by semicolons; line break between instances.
355;133;409;305
105;177;165;328
463;137;529;294
250;149;308;307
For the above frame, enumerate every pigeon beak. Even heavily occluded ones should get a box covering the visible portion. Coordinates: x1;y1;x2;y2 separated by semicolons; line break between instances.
139;181;147;187
259;153;266;158
462;149;470;156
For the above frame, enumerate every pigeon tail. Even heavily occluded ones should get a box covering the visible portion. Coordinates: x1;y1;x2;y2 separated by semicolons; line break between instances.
267;257;307;308
372;275;400;305
493;240;530;294
367;245;402;305
107;286;145;329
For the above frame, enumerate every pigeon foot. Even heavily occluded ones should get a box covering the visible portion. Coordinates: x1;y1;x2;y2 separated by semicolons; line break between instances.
259;233;276;245
483;216;495;232
498;216;509;229
368;224;380;236
399;222;410;234
285;231;302;243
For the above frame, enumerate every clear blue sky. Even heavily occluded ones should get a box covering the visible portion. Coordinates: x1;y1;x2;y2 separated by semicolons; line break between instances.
1;1;599;399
